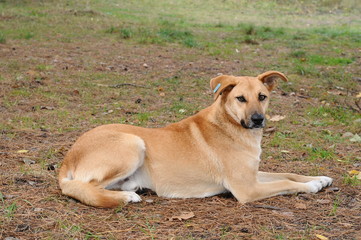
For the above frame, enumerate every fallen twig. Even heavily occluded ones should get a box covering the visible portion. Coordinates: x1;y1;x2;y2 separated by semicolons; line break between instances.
250;204;284;211
97;83;149;88
355;99;361;112
110;83;149;88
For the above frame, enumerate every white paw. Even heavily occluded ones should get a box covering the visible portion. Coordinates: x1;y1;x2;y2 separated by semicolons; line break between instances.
305;180;323;193
318;176;333;188
123;191;142;203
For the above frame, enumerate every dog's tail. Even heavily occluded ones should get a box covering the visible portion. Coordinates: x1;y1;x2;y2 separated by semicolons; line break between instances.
58;163;137;208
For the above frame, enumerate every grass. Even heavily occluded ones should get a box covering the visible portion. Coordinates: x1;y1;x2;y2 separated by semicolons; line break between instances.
119;28;132;39
307;55;354;66
307;147;336;161
0;0;360;239
36;64;53;71
4;202;18;219
329;196;341;216
343;174;361;186
105;24;199;47
139;221;157;239
0;31;5;43
19;31;35;40
307;106;359;126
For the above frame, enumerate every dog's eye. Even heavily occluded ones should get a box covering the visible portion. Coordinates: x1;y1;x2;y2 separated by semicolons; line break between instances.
259;94;267;101
236;96;247;103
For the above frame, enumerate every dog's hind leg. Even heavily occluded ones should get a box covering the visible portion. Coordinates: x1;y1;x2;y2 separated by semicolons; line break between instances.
59;179;142;208
59;131;146;208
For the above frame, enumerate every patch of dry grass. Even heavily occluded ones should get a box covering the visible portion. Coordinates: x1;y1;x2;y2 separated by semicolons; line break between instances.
1;0;360;239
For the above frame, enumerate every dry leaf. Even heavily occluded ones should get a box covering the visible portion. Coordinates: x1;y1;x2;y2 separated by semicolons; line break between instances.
269;115;286;122
17;150;29;153
327;90;345;96
264;127;277;133
348;170;360;175
23;158;35;165
315;234;329;240
169;211;195;221
281;150;290;153
40;106;55;110
349;134;361;142
26;70;38;78
342;132;354;138
272;211;294;217
294;203;307;209
356;92;361;98
326;187;340;193
316;199;331;204
340;222;353;227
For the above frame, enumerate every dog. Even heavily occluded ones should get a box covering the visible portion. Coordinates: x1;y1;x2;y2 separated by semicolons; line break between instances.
58;71;333;208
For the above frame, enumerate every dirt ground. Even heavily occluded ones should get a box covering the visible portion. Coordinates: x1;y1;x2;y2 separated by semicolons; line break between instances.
1;33;360;240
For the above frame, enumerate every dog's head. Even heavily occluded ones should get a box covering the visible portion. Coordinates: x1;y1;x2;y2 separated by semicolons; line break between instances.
210;71;288;129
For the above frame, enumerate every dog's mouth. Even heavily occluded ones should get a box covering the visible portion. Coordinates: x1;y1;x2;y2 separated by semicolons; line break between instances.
240;118;265;130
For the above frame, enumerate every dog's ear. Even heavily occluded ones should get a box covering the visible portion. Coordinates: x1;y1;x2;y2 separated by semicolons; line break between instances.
210;75;239;101
258;71;288;91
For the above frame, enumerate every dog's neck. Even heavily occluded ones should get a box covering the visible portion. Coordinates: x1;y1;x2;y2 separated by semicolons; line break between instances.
202;103;263;162
205;101;263;146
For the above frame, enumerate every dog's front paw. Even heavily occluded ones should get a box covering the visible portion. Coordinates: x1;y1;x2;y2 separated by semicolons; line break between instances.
317;176;333;188
305;180;323;193
305;176;333;193
123;191;142;203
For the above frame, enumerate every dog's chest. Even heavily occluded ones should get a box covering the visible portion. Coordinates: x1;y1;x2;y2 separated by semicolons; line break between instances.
239;131;262;154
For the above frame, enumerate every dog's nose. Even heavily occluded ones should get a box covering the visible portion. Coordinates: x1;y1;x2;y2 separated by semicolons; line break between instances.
251;113;264;125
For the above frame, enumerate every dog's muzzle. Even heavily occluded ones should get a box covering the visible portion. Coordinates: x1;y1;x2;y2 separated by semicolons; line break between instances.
241;113;265;129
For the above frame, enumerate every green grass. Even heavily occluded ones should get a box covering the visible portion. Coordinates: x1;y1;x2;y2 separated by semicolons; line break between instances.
57;220;89;238
329;197;341;216
139;220;157;240
10;88;32;97
343;175;361;186
120;28;132;39
36;64;53;71
1;0;360;57
293;63;318;76
307;106;358;126
0;31;5;43
136;112;151;123
307;147;336;161
289;50;307;58
3;201;18;219
290;51;354;66
308;55;354;66
19;31;35;40
105;24;198;47
312;27;361;43
0;192;3;204
225;23;286;43
85;232;102;240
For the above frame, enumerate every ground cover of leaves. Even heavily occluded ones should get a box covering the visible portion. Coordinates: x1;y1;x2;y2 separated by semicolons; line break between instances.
1;37;360;240
1;1;361;239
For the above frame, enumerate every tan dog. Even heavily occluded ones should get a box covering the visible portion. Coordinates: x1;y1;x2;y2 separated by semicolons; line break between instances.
58;71;332;208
